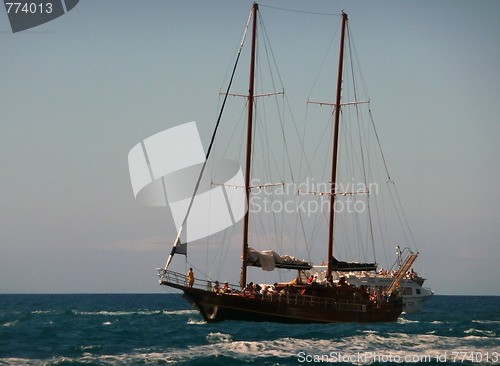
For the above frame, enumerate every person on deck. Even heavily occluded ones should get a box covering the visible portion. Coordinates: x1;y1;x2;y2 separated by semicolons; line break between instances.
280;284;290;294
243;282;254;296
307;275;314;285
326;275;334;286
187;268;194;288
338;276;348;287
213;281;220;293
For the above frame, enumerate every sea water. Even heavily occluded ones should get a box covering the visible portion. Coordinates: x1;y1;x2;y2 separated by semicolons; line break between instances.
0;294;498;365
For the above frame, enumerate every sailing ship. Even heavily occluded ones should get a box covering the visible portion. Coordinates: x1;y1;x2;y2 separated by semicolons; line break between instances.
153;3;423;323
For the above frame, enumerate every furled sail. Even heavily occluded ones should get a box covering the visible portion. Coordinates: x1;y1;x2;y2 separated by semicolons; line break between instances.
246;247;312;271
331;256;377;271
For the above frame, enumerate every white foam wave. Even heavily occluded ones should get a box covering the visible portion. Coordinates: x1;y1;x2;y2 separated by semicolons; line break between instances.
73;309;166;316
397;318;419;324
2;320;18;327
73;310;134;316
79;344;102;352
2;335;499;366
76;309;197;316
162;309;197;316
187;318;206;325
0;358;44;366
473;319;500;324
2;329;498;365
31;310;56;314
465;328;496;337
206;332;232;344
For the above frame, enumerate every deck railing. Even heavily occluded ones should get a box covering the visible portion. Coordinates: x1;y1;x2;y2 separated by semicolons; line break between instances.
158;268;219;291
158;269;378;313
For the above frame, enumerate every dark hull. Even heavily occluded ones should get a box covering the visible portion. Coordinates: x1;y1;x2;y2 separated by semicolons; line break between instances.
162;280;402;323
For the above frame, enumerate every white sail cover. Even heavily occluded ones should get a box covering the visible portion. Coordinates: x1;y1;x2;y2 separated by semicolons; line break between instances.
247;247;311;271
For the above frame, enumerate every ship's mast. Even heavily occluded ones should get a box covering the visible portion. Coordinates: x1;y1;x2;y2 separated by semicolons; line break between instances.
240;2;258;289
327;12;348;278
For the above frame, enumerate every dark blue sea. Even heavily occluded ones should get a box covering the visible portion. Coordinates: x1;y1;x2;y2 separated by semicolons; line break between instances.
0;294;498;365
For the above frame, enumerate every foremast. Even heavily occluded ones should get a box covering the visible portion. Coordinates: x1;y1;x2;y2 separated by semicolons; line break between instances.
327;12;348;278
240;2;258;289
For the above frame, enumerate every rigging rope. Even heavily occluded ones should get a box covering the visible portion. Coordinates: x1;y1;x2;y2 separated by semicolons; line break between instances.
347;24;377;263
368;107;419;252
162;9;254;273
259;4;341;17
257;12;315;260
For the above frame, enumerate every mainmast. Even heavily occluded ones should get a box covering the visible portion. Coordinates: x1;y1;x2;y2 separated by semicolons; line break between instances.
327;11;348;277
240;2;258;289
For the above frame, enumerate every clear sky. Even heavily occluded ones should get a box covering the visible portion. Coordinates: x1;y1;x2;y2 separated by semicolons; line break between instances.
1;0;499;295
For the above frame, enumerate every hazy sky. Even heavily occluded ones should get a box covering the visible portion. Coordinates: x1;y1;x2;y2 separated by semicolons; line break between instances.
1;0;499;295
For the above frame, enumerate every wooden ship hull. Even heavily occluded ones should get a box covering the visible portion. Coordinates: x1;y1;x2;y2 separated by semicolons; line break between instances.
161;271;403;323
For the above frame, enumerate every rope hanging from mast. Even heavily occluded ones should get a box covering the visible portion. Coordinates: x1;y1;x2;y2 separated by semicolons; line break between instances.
162;8;254;275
